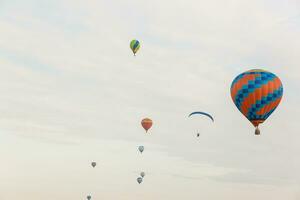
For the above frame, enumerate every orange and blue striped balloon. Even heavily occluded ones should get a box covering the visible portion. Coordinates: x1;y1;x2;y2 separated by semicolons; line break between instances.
230;69;283;128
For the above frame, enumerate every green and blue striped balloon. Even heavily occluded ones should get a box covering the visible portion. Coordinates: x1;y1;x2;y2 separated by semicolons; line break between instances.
130;39;140;56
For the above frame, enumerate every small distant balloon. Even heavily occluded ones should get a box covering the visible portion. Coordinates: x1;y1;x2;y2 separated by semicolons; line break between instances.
140;172;145;178
130;39;140;56
137;177;143;184
91;162;96;168
197;133;200;137
141;118;152;133
138;145;144;153
87;195;91;200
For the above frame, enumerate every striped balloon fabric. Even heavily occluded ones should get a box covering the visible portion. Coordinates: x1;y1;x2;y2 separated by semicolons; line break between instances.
130;39;140;55
230;69;283;129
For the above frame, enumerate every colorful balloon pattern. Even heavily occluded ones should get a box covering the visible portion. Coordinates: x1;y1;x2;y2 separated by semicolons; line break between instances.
130;39;140;55
230;69;283;127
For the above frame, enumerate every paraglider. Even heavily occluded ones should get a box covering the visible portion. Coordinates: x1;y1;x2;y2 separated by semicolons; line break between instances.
138;145;144;153
188;112;214;122
230;69;283;135
91;162;96;168
87;195;91;200
130;39;140;56
140;171;145;178
137;177;143;184
141;118;152;133
189;112;213;137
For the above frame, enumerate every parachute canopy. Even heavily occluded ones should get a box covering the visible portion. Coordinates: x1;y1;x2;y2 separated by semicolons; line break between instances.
130;39;140;56
188;112;214;122
230;69;283;134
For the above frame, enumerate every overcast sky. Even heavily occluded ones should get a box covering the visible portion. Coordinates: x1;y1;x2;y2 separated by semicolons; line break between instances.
0;0;300;199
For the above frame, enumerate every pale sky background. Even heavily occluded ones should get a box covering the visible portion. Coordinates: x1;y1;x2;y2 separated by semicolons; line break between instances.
0;0;300;199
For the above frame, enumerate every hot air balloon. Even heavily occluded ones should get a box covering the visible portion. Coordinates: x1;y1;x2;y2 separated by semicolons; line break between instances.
137;177;143;184
138;145;144;153
141;118;152;133
91;162;96;168
87;195;91;200
230;69;283;135
140;172;145;178
130;39;140;56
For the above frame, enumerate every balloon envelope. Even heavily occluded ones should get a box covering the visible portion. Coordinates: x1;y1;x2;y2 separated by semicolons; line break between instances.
140;172;145;178
130;39;140;55
87;195;91;200
188;112;214;122
137;177;143;184
91;162;96;168
230;69;283;127
141;118;152;132
138;146;144;153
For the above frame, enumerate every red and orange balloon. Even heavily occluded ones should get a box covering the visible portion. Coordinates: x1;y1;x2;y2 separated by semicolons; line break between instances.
141;118;152;132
